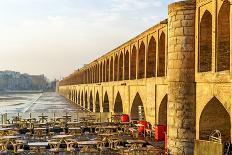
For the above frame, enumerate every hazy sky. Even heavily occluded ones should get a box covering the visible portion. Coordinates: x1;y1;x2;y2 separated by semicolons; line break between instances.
0;0;178;80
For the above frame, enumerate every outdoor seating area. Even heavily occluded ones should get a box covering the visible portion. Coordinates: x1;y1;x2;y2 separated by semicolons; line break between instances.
0;112;165;154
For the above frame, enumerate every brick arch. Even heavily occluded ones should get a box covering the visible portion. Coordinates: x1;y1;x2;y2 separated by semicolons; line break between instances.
103;91;110;112
199;10;212;72
130;46;137;80
124;51;129;80
114;54;118;81
119;52;124;81
216;1;230;72
158;94;167;126
95;91;100;112
130;92;145;120
114;91;123;113
89;91;93;112
138;41;145;79
158;32;166;77
147;36;156;78
199;97;231;142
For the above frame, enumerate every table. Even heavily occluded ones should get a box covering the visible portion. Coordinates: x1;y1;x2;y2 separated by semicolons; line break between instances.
68;127;81;135
28;142;48;153
126;140;146;149
77;140;101;152
96;125;118;133
0;127;16;136
51;134;74;141
63;115;72;122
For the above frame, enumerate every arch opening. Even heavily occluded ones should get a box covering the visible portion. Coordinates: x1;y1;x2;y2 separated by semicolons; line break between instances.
131;46;137;80
81;91;83;107
138;42;145;79
89;91;93;112
199;10;212;72
85;91;88;109
158;32;166;77
158;95;167;125
78;91;80;105
131;93;145;120
147;36;156;78
95;92;100;112
114;55;118;81
103;92;110;112
110;58;113;81
119;53;124;81
124;51;129;80
199;97;231;142
114;92;123;113
217;1;230;72
106;59;110;82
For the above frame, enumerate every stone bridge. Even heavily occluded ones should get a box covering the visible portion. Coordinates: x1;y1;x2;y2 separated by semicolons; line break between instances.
58;0;232;154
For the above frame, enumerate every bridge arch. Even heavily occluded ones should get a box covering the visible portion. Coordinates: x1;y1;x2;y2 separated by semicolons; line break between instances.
158;94;167;125
119;52;124;81
147;36;156;78
217;1;230;72
158;32;166;77
81;91;84;107
95;91;100;112
199;97;231;142
110;57;113;81
85;91;88;109
199;10;212;72
124;51;129;80
106;59;110;82
78;91;80;105
114;55;118;81
100;62;103;82
103;92;110;112
131;93;145;120
103;61;106;82
114;92;123;113
138;41;145;79
131;46;137;80
89;91;93;112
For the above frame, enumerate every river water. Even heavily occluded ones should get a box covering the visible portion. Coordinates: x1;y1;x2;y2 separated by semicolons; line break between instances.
0;92;85;123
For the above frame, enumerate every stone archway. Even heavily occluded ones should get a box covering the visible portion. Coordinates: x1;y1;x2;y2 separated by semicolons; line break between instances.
114;92;123;114
119;52;124;81
114;55;118;81
103;92;110;112
89;91;93;112
158;32;166;77
138;41;145;79
147;36;156;78
199;10;212;72
78;91;80;105
217;1;230;72
124;51;129;80
158;95;167;125
85;91;88;109
81;91;83;107
131;46;137;80
95;91;100;112
131;93;145;120
199;97;231;142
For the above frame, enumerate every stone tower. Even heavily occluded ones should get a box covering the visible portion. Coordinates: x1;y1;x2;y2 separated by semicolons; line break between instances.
167;1;196;154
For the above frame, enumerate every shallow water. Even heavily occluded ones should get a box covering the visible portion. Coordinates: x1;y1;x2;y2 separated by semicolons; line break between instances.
0;92;84;123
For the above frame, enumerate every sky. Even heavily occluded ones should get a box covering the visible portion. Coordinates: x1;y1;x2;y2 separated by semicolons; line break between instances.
0;0;179;80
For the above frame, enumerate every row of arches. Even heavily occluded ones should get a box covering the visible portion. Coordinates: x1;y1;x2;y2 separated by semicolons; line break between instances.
59;31;167;86
68;89;168;125
199;1;230;72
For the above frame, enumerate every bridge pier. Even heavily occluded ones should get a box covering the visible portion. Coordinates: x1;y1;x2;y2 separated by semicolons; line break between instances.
167;1;196;154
